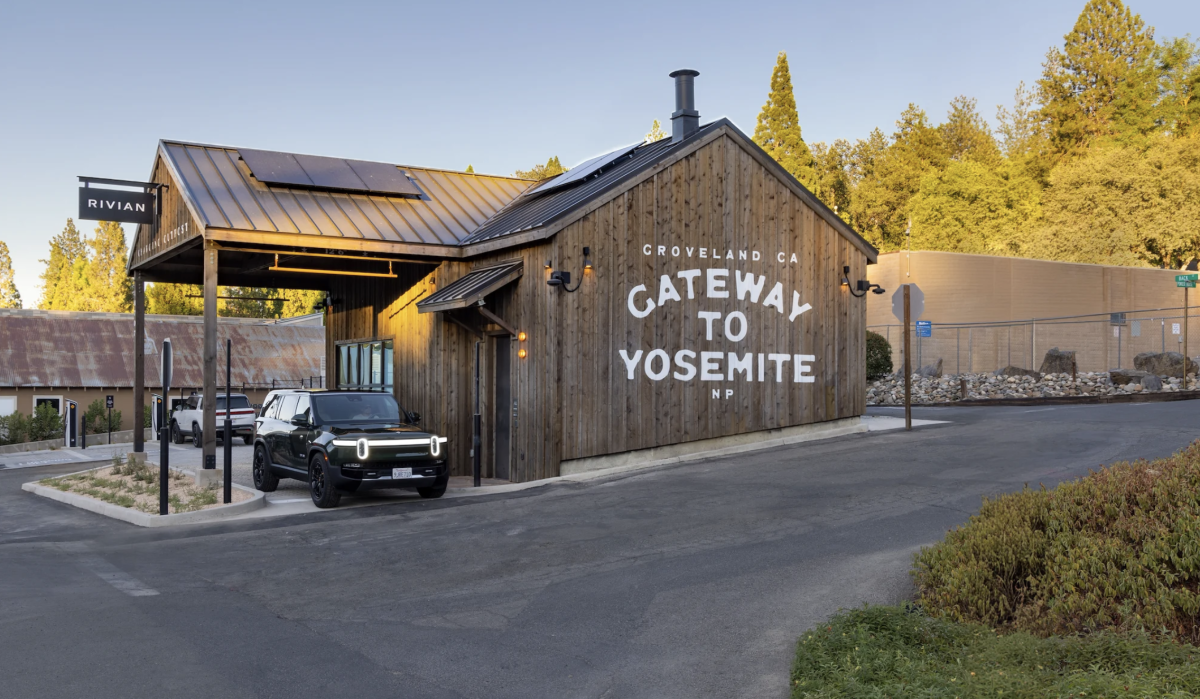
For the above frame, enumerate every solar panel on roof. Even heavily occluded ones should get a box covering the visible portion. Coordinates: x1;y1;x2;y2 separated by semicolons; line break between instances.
529;143;641;196
346;159;423;197
239;149;314;188
240;149;423;198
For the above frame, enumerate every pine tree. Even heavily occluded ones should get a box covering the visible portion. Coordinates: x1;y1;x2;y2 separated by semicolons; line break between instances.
279;288;326;318
146;283;202;315
465;165;475;173
84;221;132;312
1037;0;1158;156
1157;36;1200;137
514;156;567;180
0;241;21;309
753;52;816;189
809;140;854;218
939;96;1001;164
645;119;668;142
38;218;86;309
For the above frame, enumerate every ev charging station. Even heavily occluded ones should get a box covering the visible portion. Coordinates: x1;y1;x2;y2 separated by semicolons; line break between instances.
63;399;78;448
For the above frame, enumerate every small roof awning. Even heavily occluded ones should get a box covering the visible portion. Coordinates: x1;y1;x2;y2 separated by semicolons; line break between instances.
417;260;524;313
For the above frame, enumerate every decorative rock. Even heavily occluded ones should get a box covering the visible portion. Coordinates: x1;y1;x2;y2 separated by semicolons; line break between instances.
995;365;1041;379
1109;369;1151;386
1141;375;1163;391
1038;347;1077;375
865;368;1187;406
1133;351;1198;377
917;358;943;378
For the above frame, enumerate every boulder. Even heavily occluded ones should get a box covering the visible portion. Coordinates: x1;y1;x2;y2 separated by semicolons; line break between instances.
995;365;1041;380
917;358;943;378
1109;368;1150;386
1133;351;1198;377
1141;374;1164;391
1038;347;1077;375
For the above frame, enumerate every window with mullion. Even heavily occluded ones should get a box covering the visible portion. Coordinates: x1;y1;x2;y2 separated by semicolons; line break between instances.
336;340;394;392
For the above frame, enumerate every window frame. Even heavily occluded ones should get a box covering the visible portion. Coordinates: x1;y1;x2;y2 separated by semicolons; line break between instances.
335;337;395;393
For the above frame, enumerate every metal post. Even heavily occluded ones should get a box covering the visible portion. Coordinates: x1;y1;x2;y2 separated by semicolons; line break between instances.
107;407;112;445
472;340;482;487
223;338;232;505
968;328;973;374
202;242;218;474
81;413;87;449
904;285;911;431
133;272;145;453
1163;319;1166;353
1185;287;1190;386
956;327;960;376
159;339;172;516
1032;321;1036;371
1117;326;1121;369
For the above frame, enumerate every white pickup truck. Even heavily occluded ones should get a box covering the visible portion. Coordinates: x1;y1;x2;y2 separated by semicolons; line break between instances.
170;393;257;447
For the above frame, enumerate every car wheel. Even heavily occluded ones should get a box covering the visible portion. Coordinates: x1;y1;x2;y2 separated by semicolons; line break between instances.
242;435;254;446
417;483;447;499
252;444;278;492
309;454;341;508
171;421;185;445
192;423;203;448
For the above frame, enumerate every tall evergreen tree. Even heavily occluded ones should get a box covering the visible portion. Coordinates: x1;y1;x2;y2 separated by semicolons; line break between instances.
754;52;816;189
146;283;202;315
1037;0;1158;156
0;241;21;309
939;96;1001;164
1157;36;1200;137
38;218;86;309
84;221;132;313
809;140;854;218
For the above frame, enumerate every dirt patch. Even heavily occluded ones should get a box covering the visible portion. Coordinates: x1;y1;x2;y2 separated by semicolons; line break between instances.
40;454;250;515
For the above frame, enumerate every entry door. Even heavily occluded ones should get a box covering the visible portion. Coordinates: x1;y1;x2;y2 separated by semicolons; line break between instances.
493;339;512;481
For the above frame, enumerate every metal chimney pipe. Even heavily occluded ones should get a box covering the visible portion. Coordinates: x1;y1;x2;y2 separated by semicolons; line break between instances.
669;69;700;143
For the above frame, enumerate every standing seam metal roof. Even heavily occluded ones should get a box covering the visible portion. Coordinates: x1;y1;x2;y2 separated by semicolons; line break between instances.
160;141;533;246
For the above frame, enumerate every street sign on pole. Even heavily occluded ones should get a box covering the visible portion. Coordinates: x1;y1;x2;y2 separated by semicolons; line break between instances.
916;320;932;338
1177;274;1198;288
891;284;924;322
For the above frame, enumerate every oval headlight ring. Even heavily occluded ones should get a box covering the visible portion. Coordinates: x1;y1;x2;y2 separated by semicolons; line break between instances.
356;438;369;460
430;434;441;458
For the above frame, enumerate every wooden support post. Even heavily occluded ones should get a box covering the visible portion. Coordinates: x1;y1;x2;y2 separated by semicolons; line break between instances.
201;241;218;480
133;272;145;453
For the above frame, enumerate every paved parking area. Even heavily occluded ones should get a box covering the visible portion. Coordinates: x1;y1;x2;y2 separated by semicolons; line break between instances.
3;402;1198;698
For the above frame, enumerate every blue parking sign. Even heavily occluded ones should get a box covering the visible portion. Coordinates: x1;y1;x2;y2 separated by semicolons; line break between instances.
916;320;932;338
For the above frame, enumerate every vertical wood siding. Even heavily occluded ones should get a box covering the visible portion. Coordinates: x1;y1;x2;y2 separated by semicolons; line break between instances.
327;134;868;482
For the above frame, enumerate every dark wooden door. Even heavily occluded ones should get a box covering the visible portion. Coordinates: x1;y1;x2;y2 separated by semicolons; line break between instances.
493;338;512;481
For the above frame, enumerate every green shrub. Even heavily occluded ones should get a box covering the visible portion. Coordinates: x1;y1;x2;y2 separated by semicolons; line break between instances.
84;399;121;435
143;404;152;428
866;330;893;379
27;403;64;442
0;411;29;445
914;440;1200;642
791;605;1200;698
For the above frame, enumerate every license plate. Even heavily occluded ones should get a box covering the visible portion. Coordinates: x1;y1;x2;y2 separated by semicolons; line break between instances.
392;467;412;479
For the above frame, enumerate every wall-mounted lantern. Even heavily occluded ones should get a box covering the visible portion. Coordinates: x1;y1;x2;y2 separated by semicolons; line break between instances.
518;331;527;358
546;247;592;293
842;265;885;298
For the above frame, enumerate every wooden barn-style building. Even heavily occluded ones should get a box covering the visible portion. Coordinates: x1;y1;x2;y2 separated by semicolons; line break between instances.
125;70;878;483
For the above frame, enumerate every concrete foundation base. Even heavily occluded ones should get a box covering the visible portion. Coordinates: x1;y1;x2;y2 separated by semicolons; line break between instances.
195;468;224;488
559;416;866;477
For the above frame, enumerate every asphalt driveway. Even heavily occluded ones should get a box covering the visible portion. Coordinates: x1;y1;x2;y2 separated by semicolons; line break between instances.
2;402;1197;699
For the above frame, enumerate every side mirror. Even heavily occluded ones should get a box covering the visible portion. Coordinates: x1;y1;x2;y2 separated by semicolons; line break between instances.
408;411;421;425
290;414;309;427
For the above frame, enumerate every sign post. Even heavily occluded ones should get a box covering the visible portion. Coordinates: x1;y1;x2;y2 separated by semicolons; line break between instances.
224;338;232;505
1177;275;1196;383
159;339;173;516
892;284;924;431
105;395;114;445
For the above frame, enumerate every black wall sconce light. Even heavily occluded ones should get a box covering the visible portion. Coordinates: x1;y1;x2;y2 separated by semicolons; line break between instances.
547;246;593;293
842;265;885;298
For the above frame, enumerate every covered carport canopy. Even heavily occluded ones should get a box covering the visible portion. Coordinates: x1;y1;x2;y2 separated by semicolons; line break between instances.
126;138;532;461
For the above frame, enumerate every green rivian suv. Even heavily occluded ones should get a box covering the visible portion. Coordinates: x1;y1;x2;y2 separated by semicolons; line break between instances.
252;390;448;508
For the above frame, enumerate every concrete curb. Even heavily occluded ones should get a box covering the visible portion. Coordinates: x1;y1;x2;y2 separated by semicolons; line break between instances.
22;465;265;527
0;428;154;455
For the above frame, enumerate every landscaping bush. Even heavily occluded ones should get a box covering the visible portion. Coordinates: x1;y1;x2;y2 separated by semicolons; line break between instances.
866;330;893;379
84;399;121;435
791;605;1200;698
27;403;64;442
0;411;29;445
914;440;1200;642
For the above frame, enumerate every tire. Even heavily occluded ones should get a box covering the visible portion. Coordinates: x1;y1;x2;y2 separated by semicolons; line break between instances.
242;435;254;446
417;483;447;499
252;444;278;492
192;423;203;448
171;421;185;445
309;454;341;508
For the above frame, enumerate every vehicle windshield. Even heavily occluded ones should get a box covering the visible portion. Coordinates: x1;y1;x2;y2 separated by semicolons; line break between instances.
312;393;403;423
214;396;250;411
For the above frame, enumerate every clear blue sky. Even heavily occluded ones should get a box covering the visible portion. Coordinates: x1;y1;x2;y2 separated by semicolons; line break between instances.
1;0;1196;304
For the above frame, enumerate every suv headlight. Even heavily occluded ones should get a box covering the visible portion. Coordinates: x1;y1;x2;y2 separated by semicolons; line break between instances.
430;435;447;457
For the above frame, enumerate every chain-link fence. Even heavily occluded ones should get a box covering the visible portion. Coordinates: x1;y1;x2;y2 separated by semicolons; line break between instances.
870;305;1199;375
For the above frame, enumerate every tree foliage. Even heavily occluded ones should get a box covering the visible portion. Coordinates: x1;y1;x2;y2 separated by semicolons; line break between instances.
514;156;567;180
0;241;21;309
37;220;131;312
146;283;324;319
645;119;668;142
753;52;816;190
754;0;1200;269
